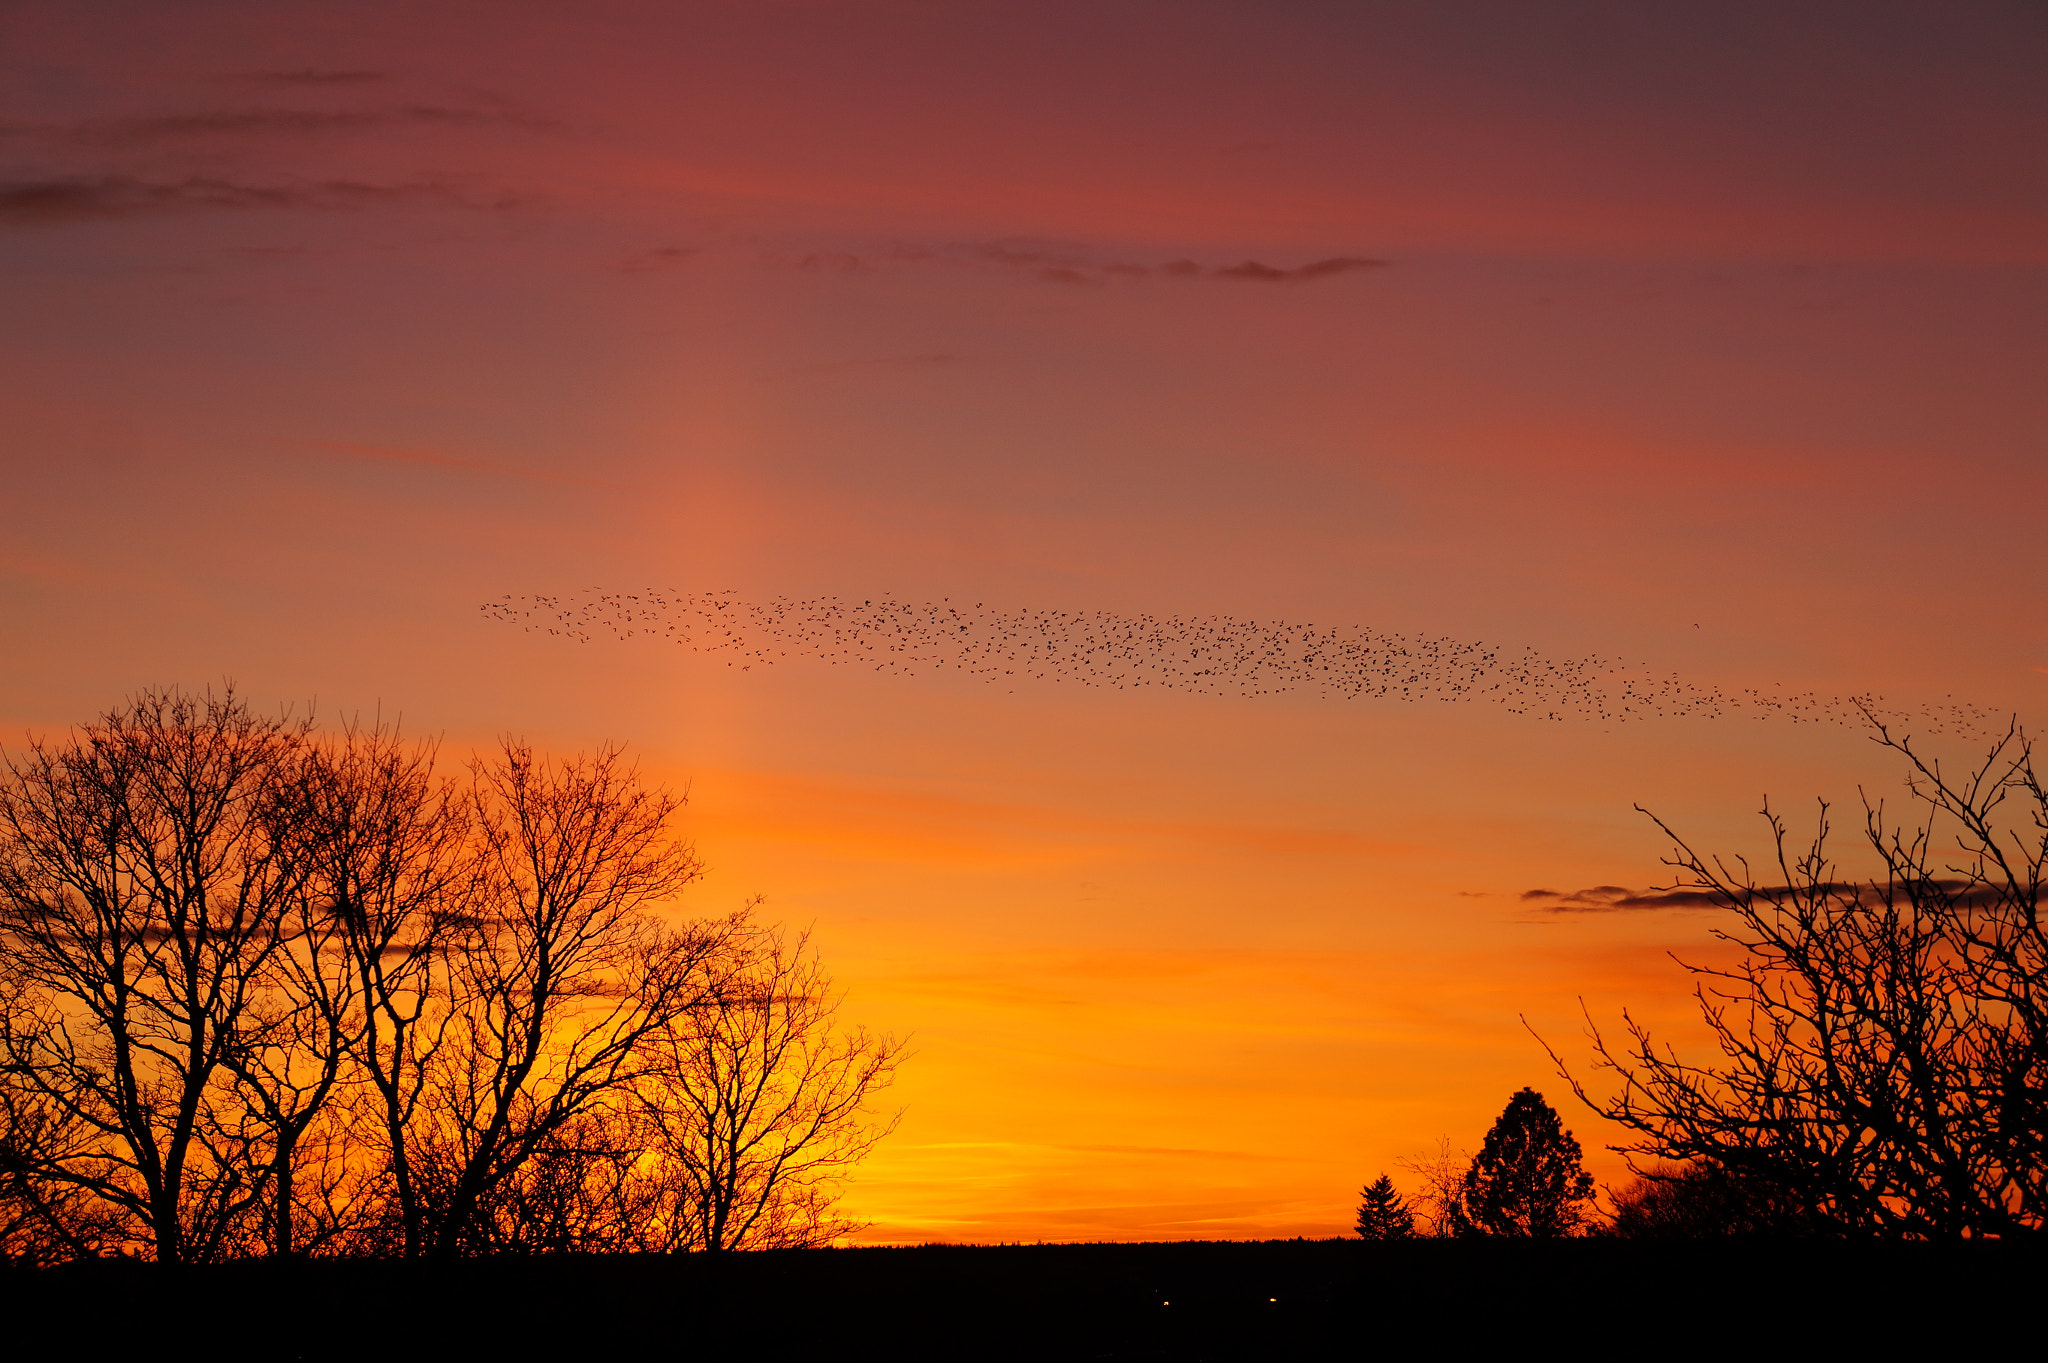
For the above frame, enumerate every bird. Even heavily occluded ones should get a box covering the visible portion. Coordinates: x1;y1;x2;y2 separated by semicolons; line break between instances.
475;590;1990;735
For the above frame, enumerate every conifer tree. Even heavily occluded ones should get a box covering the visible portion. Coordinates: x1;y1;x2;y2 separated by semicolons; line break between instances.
1462;1088;1595;1237
1354;1173;1416;1240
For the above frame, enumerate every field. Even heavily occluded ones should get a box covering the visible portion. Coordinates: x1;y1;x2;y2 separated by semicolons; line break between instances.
7;1238;2032;1359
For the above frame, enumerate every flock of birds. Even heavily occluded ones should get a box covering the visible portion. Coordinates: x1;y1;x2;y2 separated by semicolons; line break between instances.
480;589;1992;734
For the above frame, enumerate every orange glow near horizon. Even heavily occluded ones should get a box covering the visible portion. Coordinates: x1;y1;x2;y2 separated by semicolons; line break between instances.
3;0;2044;1244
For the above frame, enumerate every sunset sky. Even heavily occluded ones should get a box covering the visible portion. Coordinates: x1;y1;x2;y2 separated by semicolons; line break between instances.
4;0;2044;1242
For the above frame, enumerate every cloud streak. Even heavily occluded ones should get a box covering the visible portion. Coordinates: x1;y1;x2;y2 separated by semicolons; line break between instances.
1521;886;1723;912
777;242;1393;287
216;71;390;88
0;174;523;224
1210;257;1387;282
0;105;530;145
1524;877;2039;912
980;245;1391;286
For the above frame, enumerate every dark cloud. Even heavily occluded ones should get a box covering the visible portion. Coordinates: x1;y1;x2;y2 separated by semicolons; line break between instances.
1525;877;2035;913
974;243;1078;268
618;245;694;273
795;352;963;376
794;251;869;272
1211;260;1294;282
219;71;388;87
774;241;1394;288
1029;251;1387;285
1523;885;1723;912
962;244;1389;286
0;176;283;222
1212;256;1388;282
0;175;516;225
16;105;529;145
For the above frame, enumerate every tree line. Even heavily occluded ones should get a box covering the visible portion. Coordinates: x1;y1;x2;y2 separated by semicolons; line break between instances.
1363;720;2047;1240
0;689;901;1265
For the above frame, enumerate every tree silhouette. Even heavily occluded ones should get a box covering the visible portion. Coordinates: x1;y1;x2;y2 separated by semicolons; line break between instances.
414;740;729;1258
1354;1173;1415;1239
0;688;315;1262
634;923;902;1252
1397;1136;1473;1237
1461;1088;1595;1237
0;688;905;1262
1546;719;2048;1238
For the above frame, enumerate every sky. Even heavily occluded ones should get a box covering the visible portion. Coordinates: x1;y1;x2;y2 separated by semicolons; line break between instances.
3;0;2044;1242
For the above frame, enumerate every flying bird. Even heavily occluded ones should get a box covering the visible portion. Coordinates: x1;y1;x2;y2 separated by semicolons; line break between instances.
480;590;1990;734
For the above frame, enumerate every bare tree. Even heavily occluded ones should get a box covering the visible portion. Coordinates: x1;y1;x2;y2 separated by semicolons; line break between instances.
0;964;124;1264
0;688;314;1262
0;698;908;1264
634;922;902;1252
298;721;475;1258
1396;1137;1472;1238
1545;718;2048;1238
217;790;361;1259
416;740;725;1257
0;1092;124;1264
469;1107;664;1253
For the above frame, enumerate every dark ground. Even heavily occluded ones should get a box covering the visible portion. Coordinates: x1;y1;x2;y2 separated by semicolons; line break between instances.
4;1238;2032;1360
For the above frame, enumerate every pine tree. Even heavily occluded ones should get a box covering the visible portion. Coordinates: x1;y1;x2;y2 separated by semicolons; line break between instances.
1354;1173;1416;1240
1462;1088;1596;1237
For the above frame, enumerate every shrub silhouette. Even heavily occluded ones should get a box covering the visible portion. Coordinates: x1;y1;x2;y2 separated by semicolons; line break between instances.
1605;1164;1815;1239
1461;1088;1595;1237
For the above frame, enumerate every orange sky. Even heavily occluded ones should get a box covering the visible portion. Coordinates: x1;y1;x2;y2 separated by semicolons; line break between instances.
3;0;2045;1241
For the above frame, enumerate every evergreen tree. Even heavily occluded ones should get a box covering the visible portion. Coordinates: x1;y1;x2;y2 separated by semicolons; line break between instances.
1462;1088;1595;1237
1354;1173;1416;1240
